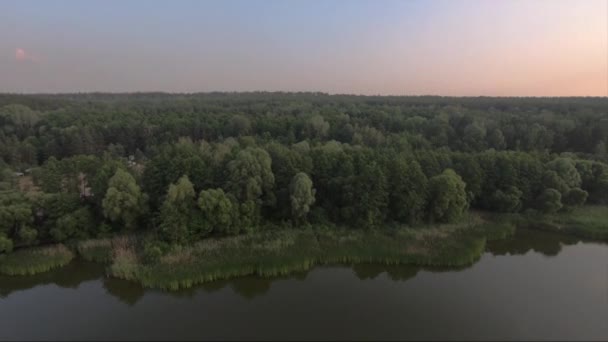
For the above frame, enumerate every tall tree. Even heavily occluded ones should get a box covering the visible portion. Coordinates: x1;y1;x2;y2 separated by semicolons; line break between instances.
197;188;236;236
102;169;147;230
159;175;198;244
289;172;316;224
427;169;468;223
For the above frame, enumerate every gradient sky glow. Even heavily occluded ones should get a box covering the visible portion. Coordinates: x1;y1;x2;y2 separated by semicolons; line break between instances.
1;0;607;95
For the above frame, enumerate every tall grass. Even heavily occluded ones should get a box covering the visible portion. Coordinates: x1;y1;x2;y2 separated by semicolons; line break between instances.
108;223;490;290
76;238;114;263
76;235;138;263
519;205;608;241
0;244;74;276
557;206;608;240
107;236;140;281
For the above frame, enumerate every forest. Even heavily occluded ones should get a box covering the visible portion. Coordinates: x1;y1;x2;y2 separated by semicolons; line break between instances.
0;93;607;265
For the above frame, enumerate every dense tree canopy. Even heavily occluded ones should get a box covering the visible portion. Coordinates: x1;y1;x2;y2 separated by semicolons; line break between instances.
0;93;606;252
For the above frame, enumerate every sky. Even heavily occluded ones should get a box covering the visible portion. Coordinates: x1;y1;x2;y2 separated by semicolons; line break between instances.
1;0;607;96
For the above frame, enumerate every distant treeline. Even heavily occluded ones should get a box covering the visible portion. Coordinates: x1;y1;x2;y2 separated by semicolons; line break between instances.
0;93;606;253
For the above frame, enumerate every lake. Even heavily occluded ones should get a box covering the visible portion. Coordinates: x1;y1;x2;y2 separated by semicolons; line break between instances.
1;229;607;341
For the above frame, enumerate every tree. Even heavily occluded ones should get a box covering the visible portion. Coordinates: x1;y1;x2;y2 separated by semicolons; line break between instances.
349;153;389;227
17;226;37;245
226;115;251;137
0;234;13;253
489;186;523;213
143;140;210;209
427;169;468;223
159;175;197;244
306;115;330;139
562;188;588;208
388;158;428;224
197;188;236;236
542;170;569;195
462;122;486;151
487;128;506;150
536;188;562;213
226;147;275;229
546;158;582;190
102;169;146;230
51;207;95;242
34;157;63;193
0;192;33;243
289;172;316;224
227;147;274;202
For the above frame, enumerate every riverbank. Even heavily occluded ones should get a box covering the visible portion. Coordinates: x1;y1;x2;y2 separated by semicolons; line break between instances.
500;205;608;240
1;206;605;290
108;223;494;290
0;244;74;276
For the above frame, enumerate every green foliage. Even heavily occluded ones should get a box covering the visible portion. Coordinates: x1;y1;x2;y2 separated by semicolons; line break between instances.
159;175;197;244
546;158;582;190
1;94;608;258
562;188;588;208
142;239;168;264
76;238;114;262
17;226;37;245
427;169;468;223
489;186;523;213
108;223;489;290
197;188;236;236
0;235;13;253
536;188;563;213
0;244;73;275
227;147;275;203
289;172;316;224
388;159;428;224
226;147;275;228
102;169;147;230
51;207;95;242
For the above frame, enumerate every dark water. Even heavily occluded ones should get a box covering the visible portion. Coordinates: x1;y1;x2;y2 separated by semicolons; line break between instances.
1;229;607;341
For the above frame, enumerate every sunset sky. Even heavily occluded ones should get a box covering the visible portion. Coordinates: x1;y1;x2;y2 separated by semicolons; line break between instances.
1;0;606;96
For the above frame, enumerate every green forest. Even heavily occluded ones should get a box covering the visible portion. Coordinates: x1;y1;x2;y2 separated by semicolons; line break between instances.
0;93;607;284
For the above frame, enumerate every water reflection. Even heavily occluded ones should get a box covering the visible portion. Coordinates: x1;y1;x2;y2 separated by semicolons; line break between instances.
486;228;593;257
102;278;145;306
352;263;420;282
0;260;103;298
0;228;604;305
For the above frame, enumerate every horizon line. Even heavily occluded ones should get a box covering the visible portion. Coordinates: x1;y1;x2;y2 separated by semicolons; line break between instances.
1;91;607;99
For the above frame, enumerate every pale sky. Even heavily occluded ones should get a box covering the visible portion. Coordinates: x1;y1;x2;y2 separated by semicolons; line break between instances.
1;0;606;96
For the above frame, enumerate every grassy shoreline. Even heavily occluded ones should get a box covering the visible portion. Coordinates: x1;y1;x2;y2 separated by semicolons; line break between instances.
1;206;605;287
108;218;498;290
514;206;608;240
0;244;74;276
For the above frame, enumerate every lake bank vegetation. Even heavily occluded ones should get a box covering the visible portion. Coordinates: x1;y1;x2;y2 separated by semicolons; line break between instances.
0;94;606;279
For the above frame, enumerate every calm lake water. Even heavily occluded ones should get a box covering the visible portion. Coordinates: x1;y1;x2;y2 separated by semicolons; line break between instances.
1;229;607;341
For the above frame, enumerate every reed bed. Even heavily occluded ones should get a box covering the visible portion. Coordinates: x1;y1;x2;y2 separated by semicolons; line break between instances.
75;235;139;263
0;244;74;276
520;205;608;241
108;223;489;290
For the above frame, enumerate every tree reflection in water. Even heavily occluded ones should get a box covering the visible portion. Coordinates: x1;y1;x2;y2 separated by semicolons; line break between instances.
1;228;605;305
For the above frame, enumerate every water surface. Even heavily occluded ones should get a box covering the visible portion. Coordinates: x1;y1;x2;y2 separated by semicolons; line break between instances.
1;229;607;341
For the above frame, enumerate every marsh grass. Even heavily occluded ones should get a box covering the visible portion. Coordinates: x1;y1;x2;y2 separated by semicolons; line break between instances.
75;235;139;263
0;244;74;276
76;238;114;263
108;222;490;290
520;205;608;241
475;222;517;241
107;236;140;281
555;206;608;240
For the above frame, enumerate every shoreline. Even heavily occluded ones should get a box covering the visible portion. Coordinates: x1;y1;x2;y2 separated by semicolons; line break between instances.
1;207;606;290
